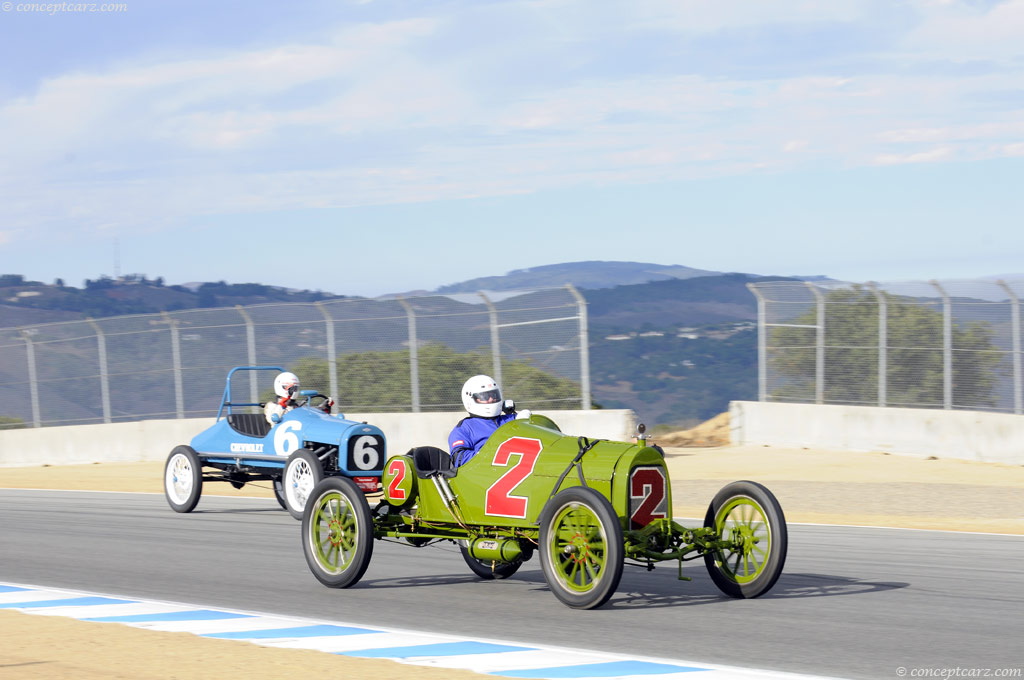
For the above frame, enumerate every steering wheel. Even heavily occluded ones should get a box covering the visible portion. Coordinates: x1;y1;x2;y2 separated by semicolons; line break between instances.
298;391;333;413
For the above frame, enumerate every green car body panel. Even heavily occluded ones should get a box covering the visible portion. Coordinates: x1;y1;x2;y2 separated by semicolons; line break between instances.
382;417;668;531
306;412;787;609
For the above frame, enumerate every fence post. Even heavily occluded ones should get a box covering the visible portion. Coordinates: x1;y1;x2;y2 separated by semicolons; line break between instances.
85;318;112;423
805;282;825;405
478;292;503;388
566;284;591;410
314;302;338;406
867;283;887;407
930;281;953;410
20;329;41;428
162;312;184;418
396;297;420;413
747;283;767;402
998;280;1022;414
235;306;258;405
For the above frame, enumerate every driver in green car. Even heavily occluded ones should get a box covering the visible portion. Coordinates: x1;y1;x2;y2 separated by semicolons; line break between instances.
448;375;530;469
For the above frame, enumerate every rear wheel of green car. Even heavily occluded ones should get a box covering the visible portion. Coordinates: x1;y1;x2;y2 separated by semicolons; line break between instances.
302;477;373;588
539;487;623;609
703;480;787;598
459;545;522;580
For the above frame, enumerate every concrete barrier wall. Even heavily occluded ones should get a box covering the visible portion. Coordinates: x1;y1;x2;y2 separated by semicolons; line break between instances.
0;409;637;468
730;400;1024;465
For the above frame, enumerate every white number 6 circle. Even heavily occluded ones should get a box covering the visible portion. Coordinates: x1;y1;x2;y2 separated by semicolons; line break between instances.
274;421;303;456
353;436;379;470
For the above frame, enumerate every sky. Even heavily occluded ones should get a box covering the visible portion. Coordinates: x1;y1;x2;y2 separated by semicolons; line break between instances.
1;0;1022;297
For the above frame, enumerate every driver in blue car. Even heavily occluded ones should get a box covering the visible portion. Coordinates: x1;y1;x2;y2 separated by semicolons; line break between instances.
264;371;301;425
448;375;530;469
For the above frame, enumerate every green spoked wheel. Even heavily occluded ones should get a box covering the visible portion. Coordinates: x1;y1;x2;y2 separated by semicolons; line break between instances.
539;487;623;609
703;480;787;598
302;477;373;588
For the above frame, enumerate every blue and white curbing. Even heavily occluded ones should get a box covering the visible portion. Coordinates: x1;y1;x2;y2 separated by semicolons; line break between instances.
0;582;840;680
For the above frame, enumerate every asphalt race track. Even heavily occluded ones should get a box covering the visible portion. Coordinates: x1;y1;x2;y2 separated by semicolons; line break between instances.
2;490;1022;680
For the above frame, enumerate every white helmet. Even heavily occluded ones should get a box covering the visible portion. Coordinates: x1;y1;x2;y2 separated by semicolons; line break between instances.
274;371;300;399
461;375;502;418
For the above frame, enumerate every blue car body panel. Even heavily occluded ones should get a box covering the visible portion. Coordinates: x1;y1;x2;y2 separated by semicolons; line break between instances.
187;366;386;479
189;408;387;477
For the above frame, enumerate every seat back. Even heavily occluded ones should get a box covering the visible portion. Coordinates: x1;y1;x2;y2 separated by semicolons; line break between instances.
226;413;272;439
410;446;456;479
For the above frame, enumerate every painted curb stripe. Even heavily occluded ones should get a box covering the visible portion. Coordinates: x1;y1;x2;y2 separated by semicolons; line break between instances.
206;624;375;639
0;585;30;593
0;583;842;680
85;609;254;622
490;661;707;677
0;596;134;609
348;641;533;658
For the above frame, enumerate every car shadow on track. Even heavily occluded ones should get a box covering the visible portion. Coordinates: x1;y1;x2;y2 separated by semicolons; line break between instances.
604;570;909;610
359;573;503;589
188;507;286;514
358;569;906;611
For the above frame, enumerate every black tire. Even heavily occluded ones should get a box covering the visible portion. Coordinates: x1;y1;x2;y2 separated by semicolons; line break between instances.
538;486;624;609
703;480;787;599
302;477;374;588
164;445;202;513
459;544;523;580
283;448;324;520
272;478;287;510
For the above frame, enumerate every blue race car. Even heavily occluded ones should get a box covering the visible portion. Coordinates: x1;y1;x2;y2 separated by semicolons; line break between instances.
163;366;386;519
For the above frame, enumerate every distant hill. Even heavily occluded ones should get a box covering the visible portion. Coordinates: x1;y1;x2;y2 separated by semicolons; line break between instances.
435;261;722;294
1;269;793;427
582;274;794;425
0;274;348;325
584;272;768;333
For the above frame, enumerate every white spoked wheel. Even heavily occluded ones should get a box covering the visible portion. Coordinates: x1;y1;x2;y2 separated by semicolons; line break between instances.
164;445;202;513
284;448;324;520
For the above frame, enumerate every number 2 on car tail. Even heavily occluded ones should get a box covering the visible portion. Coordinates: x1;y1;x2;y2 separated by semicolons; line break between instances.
485;437;542;519
386;458;407;501
629;466;668;528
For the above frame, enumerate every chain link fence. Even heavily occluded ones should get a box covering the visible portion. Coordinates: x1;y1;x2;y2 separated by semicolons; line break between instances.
0;287;590;428
747;278;1023;413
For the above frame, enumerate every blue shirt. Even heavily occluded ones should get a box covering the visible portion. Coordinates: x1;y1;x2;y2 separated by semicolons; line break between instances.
448;413;517;468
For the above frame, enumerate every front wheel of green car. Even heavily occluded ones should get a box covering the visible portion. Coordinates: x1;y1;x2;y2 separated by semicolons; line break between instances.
539;487;624;610
703;480;787;599
302;477;373;589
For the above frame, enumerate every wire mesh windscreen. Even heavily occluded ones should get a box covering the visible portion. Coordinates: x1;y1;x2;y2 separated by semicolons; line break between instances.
1;287;587;428
749;279;1022;413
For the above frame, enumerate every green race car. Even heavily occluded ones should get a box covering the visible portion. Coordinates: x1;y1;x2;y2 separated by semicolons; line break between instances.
300;414;787;609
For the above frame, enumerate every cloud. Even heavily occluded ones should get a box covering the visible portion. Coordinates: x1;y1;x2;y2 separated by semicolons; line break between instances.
874;147;952;165
1;2;1023;245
